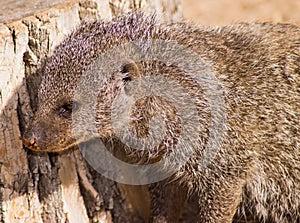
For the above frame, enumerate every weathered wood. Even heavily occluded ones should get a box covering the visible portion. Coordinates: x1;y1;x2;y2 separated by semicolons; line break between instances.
0;0;181;222
0;0;71;23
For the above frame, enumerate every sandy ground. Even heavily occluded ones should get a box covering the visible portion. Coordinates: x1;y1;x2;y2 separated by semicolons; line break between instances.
182;0;300;25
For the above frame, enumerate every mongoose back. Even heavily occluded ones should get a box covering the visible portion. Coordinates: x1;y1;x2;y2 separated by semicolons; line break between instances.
23;11;299;223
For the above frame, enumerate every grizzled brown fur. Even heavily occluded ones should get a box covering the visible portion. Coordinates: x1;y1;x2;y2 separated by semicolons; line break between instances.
23;11;299;223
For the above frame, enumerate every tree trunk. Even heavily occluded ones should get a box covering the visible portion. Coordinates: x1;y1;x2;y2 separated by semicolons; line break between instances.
0;1;181;222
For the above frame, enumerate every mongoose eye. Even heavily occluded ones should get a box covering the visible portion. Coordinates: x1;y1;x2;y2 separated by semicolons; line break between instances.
122;74;132;82
120;63;140;83
58;101;79;118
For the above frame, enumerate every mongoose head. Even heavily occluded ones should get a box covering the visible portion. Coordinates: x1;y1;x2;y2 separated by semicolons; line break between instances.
22;12;154;152
23;11;211;157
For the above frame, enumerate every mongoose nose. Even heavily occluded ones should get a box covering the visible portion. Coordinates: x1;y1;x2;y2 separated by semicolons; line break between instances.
22;137;39;150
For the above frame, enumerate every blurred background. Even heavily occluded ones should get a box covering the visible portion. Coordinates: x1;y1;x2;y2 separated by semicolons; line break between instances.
183;0;300;25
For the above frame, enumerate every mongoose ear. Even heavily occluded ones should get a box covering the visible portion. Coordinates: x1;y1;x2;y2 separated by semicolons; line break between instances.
120;61;141;83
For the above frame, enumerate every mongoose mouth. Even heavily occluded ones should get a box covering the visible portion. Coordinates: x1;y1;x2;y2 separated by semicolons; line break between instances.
22;137;39;151
22;137;78;153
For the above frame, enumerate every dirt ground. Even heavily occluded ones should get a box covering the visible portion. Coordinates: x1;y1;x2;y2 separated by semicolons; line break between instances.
183;0;300;25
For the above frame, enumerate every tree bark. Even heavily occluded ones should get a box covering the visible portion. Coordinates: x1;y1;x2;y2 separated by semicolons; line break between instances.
0;1;181;222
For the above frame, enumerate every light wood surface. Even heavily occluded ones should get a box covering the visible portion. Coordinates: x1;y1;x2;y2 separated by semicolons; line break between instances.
0;0;74;23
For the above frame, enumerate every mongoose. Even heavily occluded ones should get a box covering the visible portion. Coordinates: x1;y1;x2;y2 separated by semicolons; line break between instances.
23;11;299;223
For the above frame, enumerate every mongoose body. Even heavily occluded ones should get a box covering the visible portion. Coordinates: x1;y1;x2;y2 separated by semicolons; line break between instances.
23;12;299;223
